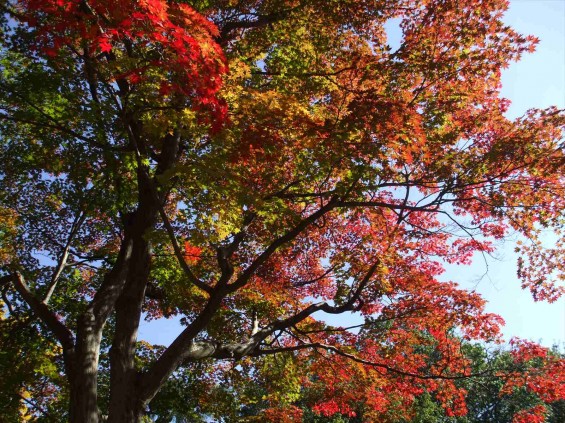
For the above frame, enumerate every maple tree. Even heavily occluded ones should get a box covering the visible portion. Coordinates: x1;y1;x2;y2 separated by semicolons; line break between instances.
0;0;564;422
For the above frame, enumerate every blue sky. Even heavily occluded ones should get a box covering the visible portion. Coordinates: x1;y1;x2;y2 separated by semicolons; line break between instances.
139;1;565;348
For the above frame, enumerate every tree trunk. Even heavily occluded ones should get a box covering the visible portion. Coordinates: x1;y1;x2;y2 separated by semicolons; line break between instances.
69;313;102;423
107;149;168;420
66;230;135;422
107;232;152;422
107;386;144;423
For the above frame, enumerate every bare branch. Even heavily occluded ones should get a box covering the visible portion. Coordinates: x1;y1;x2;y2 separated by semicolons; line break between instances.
292;264;338;287
256;261;379;337
291;306;428;335
0;113;100;146
16;392;53;421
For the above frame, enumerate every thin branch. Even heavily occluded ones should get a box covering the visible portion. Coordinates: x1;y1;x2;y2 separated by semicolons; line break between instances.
227;196;340;293
0;3;27;20
155;200;212;295
252;66;356;78
257;261;379;336
252;342;487;381
44;211;86;304
292;264;338;287
139;167;212;295
292;306;428;335
0;113;96;145
338;200;441;212
16;392;53;421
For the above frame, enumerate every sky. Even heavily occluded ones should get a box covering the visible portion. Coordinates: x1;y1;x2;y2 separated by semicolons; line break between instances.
139;0;565;348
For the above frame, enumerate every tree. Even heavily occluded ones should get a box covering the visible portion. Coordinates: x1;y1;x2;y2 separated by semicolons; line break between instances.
293;339;565;423
0;0;564;421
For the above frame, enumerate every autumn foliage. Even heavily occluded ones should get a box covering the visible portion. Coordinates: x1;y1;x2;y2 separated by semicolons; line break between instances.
0;0;564;422
23;0;228;123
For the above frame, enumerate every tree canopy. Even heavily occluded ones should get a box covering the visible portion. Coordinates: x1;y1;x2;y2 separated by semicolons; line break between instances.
0;0;564;422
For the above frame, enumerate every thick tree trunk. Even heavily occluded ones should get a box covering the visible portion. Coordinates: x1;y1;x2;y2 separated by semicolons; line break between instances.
107;232;152;422
66;231;135;422
107;386;144;423
69;313;103;423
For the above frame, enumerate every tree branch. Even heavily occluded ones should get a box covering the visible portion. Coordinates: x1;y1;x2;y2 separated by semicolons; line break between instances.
0;113;100;146
155;200;212;295
338;200;441;212
44;211;86;304
139;290;226;403
227;196;339;293
255;261;379;338
251;342;486;381
0;272;74;351
217;10;293;45
140;191;360;402
216;212;256;287
87;234;133;325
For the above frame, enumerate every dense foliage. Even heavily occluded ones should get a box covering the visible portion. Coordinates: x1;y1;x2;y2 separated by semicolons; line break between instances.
1;0;564;422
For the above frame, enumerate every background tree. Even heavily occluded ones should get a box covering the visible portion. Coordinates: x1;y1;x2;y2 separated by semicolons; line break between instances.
0;0;564;422
285;340;565;423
